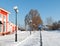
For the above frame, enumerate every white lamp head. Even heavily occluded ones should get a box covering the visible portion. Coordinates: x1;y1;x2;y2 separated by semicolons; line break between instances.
16;9;19;13
13;6;19;13
29;20;32;23
13;6;18;10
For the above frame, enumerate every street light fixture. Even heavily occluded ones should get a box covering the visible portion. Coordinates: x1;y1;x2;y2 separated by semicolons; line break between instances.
13;6;19;13
13;6;18;42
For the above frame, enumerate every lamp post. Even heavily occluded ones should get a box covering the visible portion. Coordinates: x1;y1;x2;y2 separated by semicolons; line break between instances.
13;6;18;42
29;20;32;35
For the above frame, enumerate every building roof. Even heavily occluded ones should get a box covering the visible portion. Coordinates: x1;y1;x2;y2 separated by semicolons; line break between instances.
0;8;10;15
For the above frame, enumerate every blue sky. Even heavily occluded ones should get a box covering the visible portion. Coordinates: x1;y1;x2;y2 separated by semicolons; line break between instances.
0;0;60;26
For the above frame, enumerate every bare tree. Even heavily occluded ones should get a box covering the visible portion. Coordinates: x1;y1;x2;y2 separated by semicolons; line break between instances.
25;9;43;30
46;17;53;25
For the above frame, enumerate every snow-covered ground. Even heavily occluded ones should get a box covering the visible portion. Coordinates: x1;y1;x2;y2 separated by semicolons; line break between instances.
18;31;40;46
0;31;30;46
42;30;60;46
0;31;40;46
0;30;60;46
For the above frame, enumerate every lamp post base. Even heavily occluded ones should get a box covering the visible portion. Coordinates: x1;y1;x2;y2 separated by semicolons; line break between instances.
15;33;17;42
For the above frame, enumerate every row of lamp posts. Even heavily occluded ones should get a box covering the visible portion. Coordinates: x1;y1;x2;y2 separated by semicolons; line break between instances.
13;6;33;42
13;6;36;42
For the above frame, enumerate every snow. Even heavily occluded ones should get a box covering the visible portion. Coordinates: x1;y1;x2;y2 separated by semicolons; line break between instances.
0;30;60;46
17;31;40;46
0;31;30;46
42;31;60;46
